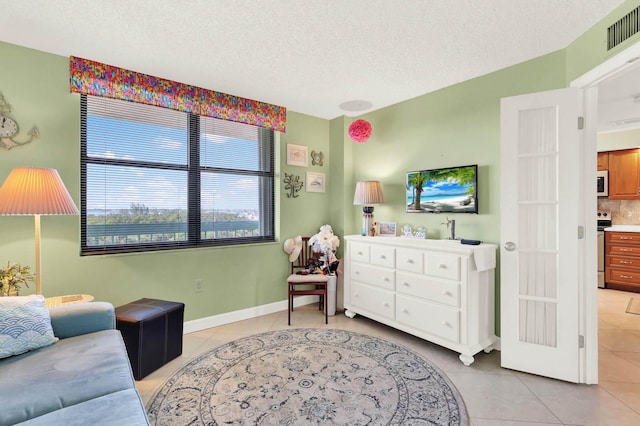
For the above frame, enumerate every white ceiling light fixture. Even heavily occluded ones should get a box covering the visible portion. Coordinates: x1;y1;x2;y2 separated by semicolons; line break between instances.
339;100;373;114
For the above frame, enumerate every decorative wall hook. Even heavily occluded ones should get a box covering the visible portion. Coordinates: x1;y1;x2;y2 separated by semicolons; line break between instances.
0;92;39;150
311;150;324;166
284;173;303;198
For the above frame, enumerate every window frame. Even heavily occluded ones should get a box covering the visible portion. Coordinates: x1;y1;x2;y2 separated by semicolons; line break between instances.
80;95;275;255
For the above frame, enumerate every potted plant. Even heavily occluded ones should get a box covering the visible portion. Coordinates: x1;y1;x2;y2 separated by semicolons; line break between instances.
0;261;34;296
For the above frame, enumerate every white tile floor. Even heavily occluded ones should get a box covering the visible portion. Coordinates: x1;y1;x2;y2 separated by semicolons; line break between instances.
136;289;640;425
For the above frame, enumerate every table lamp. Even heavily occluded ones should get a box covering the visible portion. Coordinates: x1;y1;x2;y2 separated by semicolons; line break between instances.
0;167;79;295
353;180;384;236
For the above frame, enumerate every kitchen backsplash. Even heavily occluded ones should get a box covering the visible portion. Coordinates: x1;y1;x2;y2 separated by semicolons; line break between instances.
598;199;640;224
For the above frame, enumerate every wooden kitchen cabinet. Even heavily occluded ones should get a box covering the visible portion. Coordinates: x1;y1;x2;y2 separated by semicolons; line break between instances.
606;231;640;292
608;148;640;199
597;152;609;171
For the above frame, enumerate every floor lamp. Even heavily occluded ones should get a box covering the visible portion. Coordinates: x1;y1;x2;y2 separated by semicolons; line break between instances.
0;167;79;295
353;181;384;236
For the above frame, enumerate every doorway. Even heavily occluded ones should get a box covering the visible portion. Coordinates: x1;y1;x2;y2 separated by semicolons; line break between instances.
571;39;640;384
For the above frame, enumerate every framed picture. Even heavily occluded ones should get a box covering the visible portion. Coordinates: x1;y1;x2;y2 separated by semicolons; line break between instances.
306;171;326;193
378;222;397;237
287;144;308;167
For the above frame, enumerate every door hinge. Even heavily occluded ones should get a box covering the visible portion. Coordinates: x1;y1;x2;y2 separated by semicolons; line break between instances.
578;116;585;130
579;335;585;348
578;225;585;239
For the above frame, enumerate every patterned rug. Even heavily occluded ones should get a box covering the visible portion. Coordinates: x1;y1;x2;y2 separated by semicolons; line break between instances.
148;328;469;425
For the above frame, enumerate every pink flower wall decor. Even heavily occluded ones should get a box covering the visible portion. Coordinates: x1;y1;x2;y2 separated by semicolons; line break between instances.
348;119;372;143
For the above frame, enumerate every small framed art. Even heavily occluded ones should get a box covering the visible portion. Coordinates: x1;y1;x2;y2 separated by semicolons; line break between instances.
378;222;397;237
287;144;308;167
306;171;326;193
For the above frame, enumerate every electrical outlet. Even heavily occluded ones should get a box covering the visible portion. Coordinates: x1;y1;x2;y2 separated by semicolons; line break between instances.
194;278;203;293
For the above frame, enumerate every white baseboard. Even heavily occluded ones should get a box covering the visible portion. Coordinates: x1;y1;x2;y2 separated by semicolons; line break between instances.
183;295;317;334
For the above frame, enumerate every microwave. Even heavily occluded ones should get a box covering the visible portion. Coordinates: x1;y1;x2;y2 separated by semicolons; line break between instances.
597;170;608;197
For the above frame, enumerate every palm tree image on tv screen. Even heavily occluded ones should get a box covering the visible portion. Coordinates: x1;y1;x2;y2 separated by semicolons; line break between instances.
406;165;478;214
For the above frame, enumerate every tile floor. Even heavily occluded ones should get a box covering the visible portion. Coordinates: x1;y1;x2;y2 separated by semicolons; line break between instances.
136;289;640;425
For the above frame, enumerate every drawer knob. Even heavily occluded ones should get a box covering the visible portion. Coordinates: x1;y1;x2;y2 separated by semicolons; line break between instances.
438;264;447;269
380;255;386;259
442;290;450;296
355;271;360;275
402;308;408;313
357;251;363;255
402;282;409;287
620;236;633;240
354;293;359;297
407;259;414;264
383;302;389;307
384;277;390;282
442;320;450;326
620;248;633;252
621;274;633;279
621;260;632;264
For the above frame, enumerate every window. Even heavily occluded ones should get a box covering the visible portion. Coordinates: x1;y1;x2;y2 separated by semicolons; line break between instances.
81;95;274;255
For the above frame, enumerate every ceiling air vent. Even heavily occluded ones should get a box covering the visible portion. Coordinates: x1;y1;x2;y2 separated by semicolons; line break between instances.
608;6;640;50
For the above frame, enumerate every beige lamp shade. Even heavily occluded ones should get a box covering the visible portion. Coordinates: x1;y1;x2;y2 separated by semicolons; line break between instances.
353;180;384;205
0;167;79;296
0;167;79;215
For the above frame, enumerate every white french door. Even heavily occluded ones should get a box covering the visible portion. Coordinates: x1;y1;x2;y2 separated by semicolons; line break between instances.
500;87;582;383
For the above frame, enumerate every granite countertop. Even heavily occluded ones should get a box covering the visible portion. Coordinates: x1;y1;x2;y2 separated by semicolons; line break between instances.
604;225;640;233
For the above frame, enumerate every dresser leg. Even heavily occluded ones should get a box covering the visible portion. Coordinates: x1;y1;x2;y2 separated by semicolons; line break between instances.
483;345;494;354
345;309;357;319
459;353;475;366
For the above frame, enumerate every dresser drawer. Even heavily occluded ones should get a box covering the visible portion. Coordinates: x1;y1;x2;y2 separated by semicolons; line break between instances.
351;263;395;290
425;253;461;281
396;248;423;273
607;255;640;269
370;245;395;268
351;282;395;321
396;295;460;342
396;271;460;308
606;267;640;285
350;243;370;263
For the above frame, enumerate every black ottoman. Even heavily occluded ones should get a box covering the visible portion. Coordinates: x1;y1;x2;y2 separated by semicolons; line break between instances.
115;298;185;380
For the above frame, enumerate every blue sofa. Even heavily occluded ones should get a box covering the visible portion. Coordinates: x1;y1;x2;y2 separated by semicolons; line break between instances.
0;302;149;425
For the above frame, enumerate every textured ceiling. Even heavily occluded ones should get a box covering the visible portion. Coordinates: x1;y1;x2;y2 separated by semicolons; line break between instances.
0;0;626;119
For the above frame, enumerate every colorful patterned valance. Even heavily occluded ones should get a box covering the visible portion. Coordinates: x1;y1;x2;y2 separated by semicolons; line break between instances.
69;56;286;132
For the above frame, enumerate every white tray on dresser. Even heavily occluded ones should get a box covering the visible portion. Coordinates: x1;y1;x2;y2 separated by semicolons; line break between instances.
344;235;498;365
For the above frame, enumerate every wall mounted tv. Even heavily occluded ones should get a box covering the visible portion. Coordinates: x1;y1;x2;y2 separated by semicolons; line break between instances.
406;165;478;214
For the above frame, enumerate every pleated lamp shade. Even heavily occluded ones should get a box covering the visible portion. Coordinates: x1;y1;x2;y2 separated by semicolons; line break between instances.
353;180;385;205
0;167;79;215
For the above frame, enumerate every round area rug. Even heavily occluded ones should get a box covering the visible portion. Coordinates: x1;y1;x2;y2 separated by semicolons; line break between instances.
148;328;469;425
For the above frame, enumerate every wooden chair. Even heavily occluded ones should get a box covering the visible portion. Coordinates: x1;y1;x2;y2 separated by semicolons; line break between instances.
288;237;328;325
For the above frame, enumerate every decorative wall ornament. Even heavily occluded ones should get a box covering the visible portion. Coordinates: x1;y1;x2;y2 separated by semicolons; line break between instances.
0;92;39;150
283;173;303;198
311;150;324;166
348;119;372;143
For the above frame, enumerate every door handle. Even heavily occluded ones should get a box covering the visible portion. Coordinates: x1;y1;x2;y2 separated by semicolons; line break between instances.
504;241;517;251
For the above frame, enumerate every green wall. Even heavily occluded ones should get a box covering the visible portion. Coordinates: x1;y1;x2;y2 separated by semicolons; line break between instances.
2;1;640;327
346;50;567;244
0;41;331;321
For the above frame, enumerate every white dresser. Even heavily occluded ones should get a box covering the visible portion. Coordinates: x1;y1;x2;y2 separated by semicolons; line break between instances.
344;235;498;365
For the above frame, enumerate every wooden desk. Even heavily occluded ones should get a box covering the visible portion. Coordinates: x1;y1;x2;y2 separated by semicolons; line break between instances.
45;294;94;309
